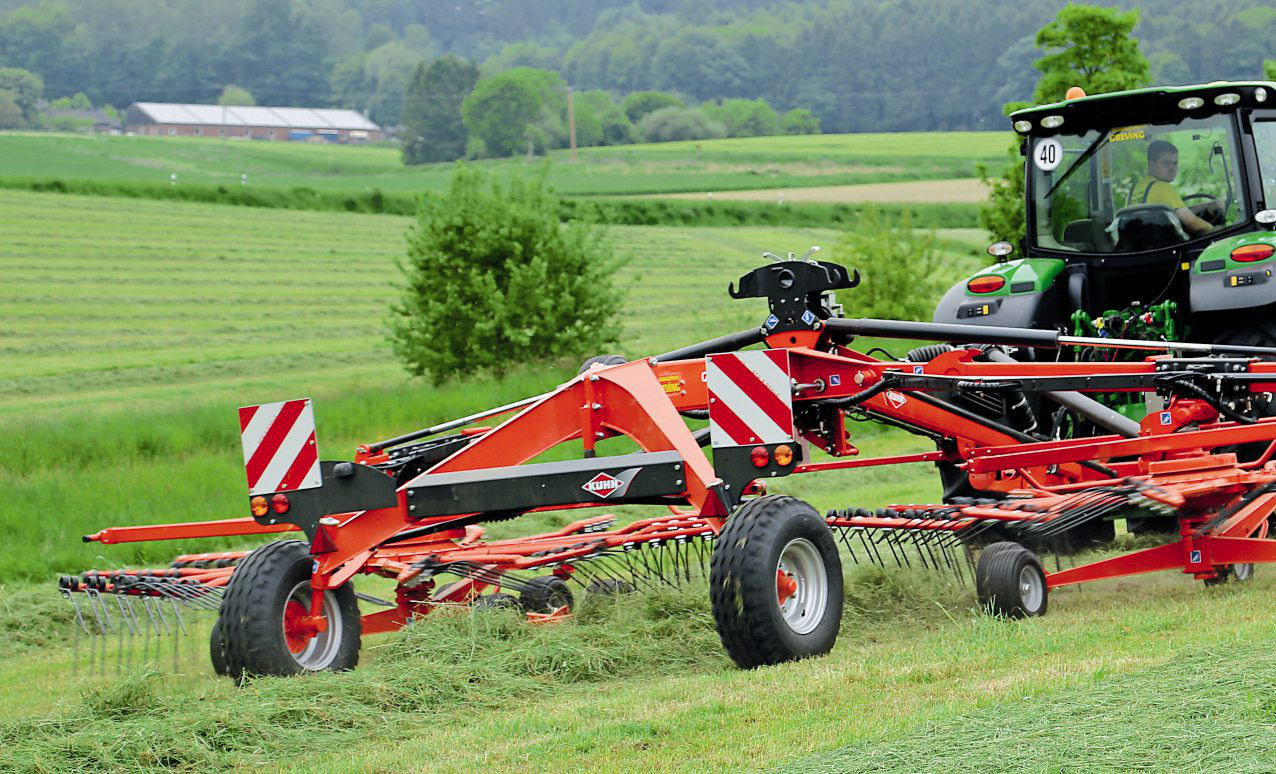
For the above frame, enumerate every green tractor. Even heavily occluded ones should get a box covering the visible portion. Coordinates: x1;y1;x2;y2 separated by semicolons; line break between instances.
933;81;1276;530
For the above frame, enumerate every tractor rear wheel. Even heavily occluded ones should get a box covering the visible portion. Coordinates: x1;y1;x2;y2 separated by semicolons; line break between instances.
710;495;843;669
976;542;1048;618
520;576;573;613
218;540;361;679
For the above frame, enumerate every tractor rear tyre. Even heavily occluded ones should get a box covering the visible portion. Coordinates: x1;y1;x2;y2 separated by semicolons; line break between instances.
976;542;1048;618
520;576;574;613
710;495;843;669
219;540;361;679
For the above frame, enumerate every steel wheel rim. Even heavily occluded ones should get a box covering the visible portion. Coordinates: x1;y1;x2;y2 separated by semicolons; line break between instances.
776;538;828;635
283;581;343;670
1233;563;1254;582
1018;565;1044;612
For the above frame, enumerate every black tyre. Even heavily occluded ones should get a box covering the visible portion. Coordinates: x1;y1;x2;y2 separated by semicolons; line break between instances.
473;592;521;610
586;578;635;596
1205;563;1255;586
219;540;361;679
710;495;844;669
976;541;1048;618
209;617;229;676
578;354;627;375
520;576;574;613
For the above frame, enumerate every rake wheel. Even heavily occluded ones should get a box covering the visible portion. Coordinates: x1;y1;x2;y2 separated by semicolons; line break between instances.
976;542;1047;618
710;495;843;669
578;354;627;375
210;617;229;676
219;540;361;679
473;592;520;610
520;576;574;613
587;578;635;596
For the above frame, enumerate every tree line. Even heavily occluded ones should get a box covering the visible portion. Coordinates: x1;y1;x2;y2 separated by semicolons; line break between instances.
3;0;1276;136
401;58;818;164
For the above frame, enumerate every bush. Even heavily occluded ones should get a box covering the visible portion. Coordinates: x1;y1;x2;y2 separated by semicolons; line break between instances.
781;108;820;135
637;106;726;143
700;98;781;137
389;164;621;383
835;205;946;321
622;90;683;123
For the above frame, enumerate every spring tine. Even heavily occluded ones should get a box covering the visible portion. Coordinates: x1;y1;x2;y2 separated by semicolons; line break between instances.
881;530;908;568
858;529;883;567
62;589;85;676
168;598;185;675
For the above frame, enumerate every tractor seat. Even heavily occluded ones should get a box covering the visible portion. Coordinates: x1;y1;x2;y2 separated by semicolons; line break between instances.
1106;204;1189;252
1061;218;1114;253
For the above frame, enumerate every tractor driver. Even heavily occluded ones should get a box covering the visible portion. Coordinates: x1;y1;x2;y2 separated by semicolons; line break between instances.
1131;139;1220;235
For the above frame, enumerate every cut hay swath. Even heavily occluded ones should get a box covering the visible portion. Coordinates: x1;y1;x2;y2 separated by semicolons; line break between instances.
65;253;1276;676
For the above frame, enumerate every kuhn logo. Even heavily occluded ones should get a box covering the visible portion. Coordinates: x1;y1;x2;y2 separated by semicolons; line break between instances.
583;472;624;498
581;467;641;499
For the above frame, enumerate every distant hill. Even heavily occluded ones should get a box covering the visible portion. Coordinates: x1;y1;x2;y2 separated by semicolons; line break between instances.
1;0;1273;133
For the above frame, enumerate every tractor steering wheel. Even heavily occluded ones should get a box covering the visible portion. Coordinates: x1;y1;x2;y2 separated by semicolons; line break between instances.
1183;193;1225;225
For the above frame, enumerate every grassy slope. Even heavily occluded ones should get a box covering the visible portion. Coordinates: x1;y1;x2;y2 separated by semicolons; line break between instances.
0;131;1007;196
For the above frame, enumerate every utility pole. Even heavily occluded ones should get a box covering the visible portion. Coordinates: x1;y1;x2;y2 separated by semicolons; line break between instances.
566;85;577;162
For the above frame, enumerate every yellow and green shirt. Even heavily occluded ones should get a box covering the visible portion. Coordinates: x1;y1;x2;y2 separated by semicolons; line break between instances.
1131;176;1187;209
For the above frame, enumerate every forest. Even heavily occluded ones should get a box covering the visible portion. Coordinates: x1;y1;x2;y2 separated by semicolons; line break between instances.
1;0;1274;133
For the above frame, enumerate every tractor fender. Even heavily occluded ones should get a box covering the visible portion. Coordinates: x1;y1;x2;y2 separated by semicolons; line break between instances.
1189;232;1276;313
932;258;1065;330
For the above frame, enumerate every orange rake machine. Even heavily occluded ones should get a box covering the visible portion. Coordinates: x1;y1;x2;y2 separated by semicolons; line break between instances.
65;255;1276;676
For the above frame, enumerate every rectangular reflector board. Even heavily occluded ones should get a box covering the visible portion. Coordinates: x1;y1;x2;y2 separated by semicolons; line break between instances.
239;398;321;495
706;350;795;448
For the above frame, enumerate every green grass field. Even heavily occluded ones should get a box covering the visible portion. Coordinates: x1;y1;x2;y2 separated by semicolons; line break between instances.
0;130;1007;196
3;180;1271;772
0;188;985;580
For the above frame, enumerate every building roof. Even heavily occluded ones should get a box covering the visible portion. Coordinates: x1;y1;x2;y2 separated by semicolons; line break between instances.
128;102;379;131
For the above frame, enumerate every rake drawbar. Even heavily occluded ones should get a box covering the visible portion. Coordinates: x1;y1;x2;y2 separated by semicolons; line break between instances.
70;254;1276;675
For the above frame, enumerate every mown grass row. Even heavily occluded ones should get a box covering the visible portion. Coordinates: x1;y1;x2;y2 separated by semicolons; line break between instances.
0;176;981;228
5;563;1272;772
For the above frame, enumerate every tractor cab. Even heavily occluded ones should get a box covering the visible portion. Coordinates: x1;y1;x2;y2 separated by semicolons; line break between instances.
936;82;1276;342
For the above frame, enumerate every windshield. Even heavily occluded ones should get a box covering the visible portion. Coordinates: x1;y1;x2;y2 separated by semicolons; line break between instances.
1028;114;1246;254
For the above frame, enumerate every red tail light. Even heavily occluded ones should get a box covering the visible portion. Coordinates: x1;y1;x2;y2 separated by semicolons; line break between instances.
271;493;291;514
967;275;1006;293
750;446;770;467
1231;244;1275;262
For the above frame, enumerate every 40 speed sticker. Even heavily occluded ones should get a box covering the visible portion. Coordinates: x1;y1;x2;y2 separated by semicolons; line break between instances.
1034;138;1063;172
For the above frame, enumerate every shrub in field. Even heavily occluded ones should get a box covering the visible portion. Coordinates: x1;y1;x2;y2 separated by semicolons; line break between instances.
700;97;781;138
622;90;683;123
637;106;727;143
390;164;621;383
835;205;945;321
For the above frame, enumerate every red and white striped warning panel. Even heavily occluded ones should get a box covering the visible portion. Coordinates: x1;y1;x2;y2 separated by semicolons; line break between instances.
239;398;322;496
706;350;795;448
